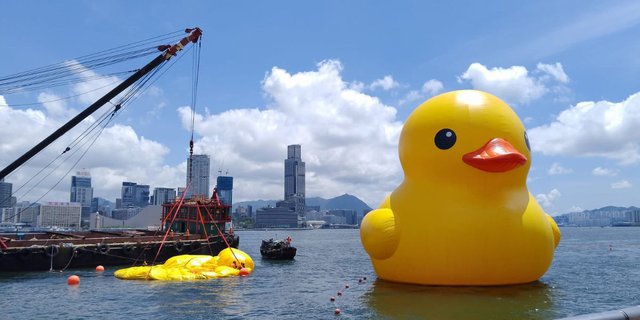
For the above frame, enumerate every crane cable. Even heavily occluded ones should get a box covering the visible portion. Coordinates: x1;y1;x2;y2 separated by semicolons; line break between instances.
1;31;194;222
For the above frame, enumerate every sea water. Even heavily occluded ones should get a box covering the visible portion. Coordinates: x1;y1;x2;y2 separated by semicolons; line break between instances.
1;227;639;319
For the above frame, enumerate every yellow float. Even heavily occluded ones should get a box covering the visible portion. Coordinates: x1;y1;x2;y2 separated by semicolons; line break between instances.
360;90;560;286
114;248;254;281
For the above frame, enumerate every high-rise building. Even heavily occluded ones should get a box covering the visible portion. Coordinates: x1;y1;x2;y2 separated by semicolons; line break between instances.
70;171;93;227
121;182;137;207
284;144;305;214
39;202;81;229
177;187;187;199
0;207;14;223
0;179;13;208
12;202;40;226
186;154;210;198
153;187;176;205
135;184;150;207
91;197;113;217
121;182;150;208
216;176;233;205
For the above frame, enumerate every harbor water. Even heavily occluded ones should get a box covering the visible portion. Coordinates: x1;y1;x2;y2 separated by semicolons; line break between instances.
1;227;639;319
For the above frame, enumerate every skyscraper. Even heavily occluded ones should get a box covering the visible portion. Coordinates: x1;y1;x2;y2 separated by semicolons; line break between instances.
121;182;150;207
135;184;150;207
0;179;12;208
121;182;137;207
186;154;210;198
284;144;305;213
284;145;305;199
153;187;176;205
216;176;233;205
70;171;93;225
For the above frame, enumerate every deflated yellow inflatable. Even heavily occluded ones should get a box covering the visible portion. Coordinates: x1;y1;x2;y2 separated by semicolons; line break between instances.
360;90;560;286
114;248;254;281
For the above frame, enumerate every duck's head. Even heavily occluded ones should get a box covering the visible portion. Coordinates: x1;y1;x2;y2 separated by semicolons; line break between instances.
399;90;531;190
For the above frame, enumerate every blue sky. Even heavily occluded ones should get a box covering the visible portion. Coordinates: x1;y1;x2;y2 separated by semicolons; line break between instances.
1;1;640;214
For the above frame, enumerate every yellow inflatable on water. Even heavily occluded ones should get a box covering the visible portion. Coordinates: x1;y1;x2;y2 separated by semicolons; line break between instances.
114;248;254;281
360;90;560;286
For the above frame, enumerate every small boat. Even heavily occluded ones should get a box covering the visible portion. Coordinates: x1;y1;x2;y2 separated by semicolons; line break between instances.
260;237;296;260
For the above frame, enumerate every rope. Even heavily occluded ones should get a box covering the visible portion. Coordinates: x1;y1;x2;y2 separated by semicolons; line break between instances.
195;204;214;255
4;103;117;222
0;29;185;94
49;246;54;271
3;35;193;217
59;248;77;272
201;203;243;268
151;184;190;265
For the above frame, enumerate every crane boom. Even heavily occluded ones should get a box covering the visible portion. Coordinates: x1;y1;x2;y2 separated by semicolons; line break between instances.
0;28;202;181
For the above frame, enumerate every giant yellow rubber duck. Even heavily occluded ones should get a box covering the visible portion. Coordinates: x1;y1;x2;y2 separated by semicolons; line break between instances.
360;90;560;286
114;248;254;281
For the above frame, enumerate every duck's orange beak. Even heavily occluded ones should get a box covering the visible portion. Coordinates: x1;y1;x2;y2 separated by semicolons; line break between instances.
462;138;527;172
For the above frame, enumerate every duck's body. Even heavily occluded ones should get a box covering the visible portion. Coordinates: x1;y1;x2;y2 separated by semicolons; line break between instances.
360;90;560;286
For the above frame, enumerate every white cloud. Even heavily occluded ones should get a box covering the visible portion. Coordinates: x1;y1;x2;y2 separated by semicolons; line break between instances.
67;60;121;105
458;62;570;105
349;81;365;92
0;99;176;203
611;180;632;189
548;162;572;175
370;75;399;91
535;189;561;208
528;92;640;164
0;95;7;107
592;166;618;176
0;60;403;208
458;63;547;105
38;92;70;118
422;79;444;96
398;90;421;106
398;79;444;106
180;60;403;206
536;63;569;83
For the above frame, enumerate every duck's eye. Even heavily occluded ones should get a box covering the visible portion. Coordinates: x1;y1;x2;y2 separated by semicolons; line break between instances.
524;131;531;151
434;128;456;150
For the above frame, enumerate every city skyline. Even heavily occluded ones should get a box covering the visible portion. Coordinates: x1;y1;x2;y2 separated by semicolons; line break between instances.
1;2;640;214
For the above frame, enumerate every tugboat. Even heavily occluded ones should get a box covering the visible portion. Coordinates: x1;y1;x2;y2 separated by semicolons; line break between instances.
260;236;297;260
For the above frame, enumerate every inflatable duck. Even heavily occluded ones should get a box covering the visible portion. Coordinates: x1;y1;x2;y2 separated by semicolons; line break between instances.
360;90;560;286
114;248;254;281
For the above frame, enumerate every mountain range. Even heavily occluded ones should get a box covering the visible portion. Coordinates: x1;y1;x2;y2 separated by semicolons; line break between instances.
233;193;372;214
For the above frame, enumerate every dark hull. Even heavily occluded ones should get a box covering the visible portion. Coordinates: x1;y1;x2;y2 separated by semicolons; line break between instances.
260;246;297;260
260;239;297;260
0;234;239;272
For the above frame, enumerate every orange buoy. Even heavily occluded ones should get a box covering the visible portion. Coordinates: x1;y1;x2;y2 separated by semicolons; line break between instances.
95;265;105;272
330;296;336;302
239;268;250;276
67;275;80;285
335;308;341;315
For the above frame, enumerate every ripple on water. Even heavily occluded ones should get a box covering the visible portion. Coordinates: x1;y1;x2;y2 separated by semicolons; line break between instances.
1;228;640;319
